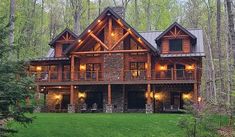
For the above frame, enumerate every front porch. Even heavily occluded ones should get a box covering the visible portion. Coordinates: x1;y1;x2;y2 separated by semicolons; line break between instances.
36;84;198;113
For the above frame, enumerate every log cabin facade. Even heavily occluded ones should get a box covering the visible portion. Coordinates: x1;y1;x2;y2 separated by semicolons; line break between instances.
30;7;205;113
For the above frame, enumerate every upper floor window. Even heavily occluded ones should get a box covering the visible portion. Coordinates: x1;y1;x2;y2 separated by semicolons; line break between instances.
87;43;103;57
130;62;146;78
130;39;145;55
62;44;70;53
169;39;182;52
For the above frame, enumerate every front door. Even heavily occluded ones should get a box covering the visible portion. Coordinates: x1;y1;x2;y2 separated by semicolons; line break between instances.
170;92;183;109
61;94;70;110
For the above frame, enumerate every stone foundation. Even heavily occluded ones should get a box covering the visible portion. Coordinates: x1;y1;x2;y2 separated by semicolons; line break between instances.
145;104;153;114
105;104;113;113
34;106;41;113
68;104;75;113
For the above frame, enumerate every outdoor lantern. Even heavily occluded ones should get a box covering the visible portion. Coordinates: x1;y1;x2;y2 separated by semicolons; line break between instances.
98;19;101;23
78;92;86;99
111;32;115;37
36;66;42;71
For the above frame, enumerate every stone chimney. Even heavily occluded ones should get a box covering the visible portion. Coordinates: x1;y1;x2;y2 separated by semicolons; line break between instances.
111;6;125;18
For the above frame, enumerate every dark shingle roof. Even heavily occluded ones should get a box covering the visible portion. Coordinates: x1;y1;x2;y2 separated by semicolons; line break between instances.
139;29;205;57
49;28;78;47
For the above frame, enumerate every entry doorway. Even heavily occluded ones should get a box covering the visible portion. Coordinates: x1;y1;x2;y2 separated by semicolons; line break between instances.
61;94;70;110
85;91;103;109
170;92;183;109
127;91;146;109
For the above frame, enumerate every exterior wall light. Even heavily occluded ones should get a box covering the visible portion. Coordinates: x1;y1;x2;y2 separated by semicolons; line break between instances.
198;97;202;102
78;92;86;99
36;66;42;71
55;94;62;100
80;64;86;71
182;93;192;100
98;19;101;23
159;65;167;71
186;64;195;71
111;32;115;37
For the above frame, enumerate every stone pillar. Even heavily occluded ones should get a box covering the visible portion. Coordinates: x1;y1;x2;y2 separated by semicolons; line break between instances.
34;85;41;112
68;85;75;113
146;84;153;113
145;104;153;114
68;104;75;113
106;84;112;113
34;106;41;113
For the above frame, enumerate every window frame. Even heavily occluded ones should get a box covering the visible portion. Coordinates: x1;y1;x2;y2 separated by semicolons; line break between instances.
169;39;183;52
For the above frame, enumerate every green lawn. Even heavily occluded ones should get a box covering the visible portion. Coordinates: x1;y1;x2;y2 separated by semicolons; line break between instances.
8;113;224;137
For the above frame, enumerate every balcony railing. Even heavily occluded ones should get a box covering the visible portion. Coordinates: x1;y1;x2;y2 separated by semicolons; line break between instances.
30;69;196;82
152;69;195;80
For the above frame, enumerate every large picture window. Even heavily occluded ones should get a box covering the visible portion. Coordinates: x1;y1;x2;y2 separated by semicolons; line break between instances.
85;63;101;80
169;39;182;51
130;62;146;78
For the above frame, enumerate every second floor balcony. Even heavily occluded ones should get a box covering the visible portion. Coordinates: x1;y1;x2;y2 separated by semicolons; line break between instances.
30;69;196;83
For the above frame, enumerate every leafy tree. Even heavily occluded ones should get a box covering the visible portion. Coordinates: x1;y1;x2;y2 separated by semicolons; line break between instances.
0;15;35;137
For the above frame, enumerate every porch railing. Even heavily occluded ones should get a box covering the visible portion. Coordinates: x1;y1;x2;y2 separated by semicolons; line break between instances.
152;69;196;80
30;69;196;82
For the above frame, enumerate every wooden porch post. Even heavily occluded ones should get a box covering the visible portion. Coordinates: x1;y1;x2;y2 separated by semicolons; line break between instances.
147;53;151;80
194;83;198;102
70;85;74;105
71;55;75;81
147;84;151;104
108;84;112;105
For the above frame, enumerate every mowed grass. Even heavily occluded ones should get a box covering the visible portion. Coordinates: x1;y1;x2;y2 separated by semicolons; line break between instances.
7;113;221;137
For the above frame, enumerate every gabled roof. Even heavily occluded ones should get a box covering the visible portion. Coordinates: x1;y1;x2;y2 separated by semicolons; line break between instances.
155;22;197;45
49;28;78;47
65;7;158;55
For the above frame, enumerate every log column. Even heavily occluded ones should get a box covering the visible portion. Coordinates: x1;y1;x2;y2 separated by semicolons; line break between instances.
146;84;153;113
70;55;75;81
106;84;112;113
68;85;75;113
147;53;151;80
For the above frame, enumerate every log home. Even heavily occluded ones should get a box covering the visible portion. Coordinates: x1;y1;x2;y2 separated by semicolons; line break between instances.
29;7;205;113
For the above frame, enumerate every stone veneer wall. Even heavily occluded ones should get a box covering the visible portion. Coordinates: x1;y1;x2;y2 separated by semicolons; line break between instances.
103;21;124;81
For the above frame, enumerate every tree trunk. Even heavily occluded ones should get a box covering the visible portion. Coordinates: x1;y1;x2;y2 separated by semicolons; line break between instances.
98;0;101;15
203;0;217;102
225;0;235;64
216;0;225;99
134;0;139;29
146;0;151;31
9;0;15;50
87;0;90;24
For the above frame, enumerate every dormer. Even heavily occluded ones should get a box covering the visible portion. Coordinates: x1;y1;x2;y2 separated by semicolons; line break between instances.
49;28;77;57
155;22;197;54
